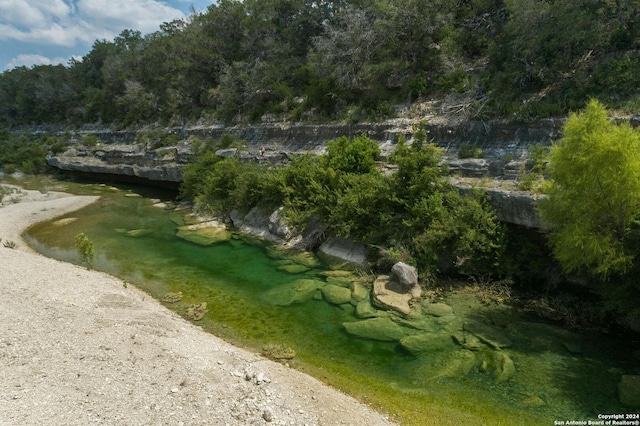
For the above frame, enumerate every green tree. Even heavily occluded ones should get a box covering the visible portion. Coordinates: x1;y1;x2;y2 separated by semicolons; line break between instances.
324;134;380;174
539;100;640;278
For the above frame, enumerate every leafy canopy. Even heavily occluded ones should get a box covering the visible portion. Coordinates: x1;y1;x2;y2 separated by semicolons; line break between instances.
539;100;640;278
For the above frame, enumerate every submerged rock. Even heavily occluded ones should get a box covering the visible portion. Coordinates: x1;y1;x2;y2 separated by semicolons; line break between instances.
355;300;379;319
492;351;516;384
321;284;352;305
424;303;454;317
162;292;183;303
176;221;231;246
619;375;640;408
343;318;405;342
372;275;412;315
350;282;369;303
262;279;325;306
126;228;154;237
276;264;310;274
464;321;513;349
429;350;478;380
399;332;455;356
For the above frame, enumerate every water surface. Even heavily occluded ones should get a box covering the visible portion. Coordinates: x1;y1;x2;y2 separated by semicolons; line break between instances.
10;176;637;425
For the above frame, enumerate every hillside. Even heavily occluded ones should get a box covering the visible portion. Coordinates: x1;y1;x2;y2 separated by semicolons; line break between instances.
0;0;639;128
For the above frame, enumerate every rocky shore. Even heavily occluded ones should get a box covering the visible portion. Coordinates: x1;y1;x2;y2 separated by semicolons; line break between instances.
0;186;396;426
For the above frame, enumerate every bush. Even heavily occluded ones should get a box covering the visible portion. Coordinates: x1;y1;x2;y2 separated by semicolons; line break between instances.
75;233;95;269
458;143;484;159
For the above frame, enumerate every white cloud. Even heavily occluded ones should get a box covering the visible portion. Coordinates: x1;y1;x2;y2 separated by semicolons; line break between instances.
5;53;68;69
0;0;185;47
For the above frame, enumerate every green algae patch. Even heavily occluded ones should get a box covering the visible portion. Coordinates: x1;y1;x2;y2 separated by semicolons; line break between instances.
277;263;310;274
125;228;154;237
262;279;325;306
321;284;352;305
176;221;231;246
343;317;405;342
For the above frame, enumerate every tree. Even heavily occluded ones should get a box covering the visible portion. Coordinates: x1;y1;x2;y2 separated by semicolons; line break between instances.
539;100;640;278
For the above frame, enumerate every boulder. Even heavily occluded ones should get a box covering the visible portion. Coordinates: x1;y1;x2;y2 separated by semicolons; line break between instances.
399;332;455;356
321;284;352;305
391;262;418;287
343;318;405;342
268;207;293;240
262;279;325;306
464;321;513;349
372;275;412;315
619;375;640;408
318;236;368;265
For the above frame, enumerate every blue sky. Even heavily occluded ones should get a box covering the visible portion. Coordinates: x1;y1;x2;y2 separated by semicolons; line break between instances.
0;0;216;72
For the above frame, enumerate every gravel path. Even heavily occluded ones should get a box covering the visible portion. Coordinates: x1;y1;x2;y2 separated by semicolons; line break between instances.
0;188;397;426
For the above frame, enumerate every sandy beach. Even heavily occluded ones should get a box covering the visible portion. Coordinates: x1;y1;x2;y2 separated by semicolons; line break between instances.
0;187;396;426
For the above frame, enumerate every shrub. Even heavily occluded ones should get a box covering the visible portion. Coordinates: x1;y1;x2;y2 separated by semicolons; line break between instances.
75;233;95;269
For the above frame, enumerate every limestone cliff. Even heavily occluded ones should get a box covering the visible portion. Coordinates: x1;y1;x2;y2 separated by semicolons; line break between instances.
45;120;558;229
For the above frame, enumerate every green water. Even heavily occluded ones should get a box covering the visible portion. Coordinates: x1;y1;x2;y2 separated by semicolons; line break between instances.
8;176;639;425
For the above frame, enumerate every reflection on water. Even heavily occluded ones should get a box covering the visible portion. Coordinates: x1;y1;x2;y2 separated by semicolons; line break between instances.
12;176;638;425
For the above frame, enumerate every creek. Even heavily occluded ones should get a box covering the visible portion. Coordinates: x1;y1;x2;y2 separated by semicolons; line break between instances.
6;175;638;425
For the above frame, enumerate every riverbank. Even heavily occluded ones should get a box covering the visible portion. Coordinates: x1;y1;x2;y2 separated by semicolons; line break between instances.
0;187;396;425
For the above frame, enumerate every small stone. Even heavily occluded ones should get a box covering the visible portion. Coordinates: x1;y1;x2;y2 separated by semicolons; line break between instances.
171;387;179;393
263;408;274;422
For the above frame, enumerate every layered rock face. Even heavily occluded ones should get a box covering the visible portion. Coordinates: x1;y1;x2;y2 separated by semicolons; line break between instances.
45;120;558;229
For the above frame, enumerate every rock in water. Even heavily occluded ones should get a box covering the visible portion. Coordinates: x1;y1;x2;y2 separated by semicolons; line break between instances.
262;279;325;306
343;318;405;342
399;332;455;356
355;300;378;319
464;321;512;349
321;284;352;305
493;351;516;384
372;275;412;315
424;303;453;317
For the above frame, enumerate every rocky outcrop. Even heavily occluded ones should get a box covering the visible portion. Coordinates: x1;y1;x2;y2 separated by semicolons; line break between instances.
318;237;368;265
46;144;186;186
45;120;560;230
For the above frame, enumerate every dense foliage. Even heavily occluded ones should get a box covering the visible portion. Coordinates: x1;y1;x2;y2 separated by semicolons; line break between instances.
0;128;63;174
540;100;640;320
181;130;504;277
1;0;639;127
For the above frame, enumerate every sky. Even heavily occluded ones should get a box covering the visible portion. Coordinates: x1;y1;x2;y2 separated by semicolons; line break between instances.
0;0;216;72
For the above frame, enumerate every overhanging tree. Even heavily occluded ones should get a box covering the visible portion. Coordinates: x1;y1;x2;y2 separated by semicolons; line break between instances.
539;99;640;278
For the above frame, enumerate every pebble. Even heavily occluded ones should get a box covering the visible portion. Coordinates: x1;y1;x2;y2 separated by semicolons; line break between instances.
171;387;179;393
263;408;274;422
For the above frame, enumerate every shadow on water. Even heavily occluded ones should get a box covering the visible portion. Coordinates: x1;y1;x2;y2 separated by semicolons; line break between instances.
9;176;639;425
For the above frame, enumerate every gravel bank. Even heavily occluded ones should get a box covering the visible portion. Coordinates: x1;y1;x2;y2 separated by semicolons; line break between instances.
0;188;396;426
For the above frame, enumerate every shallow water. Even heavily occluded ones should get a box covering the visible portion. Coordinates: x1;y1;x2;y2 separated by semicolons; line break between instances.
9;176;639;425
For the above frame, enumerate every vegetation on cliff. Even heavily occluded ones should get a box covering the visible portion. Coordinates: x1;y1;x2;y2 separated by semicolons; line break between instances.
1;0;639;127
181;127;504;278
